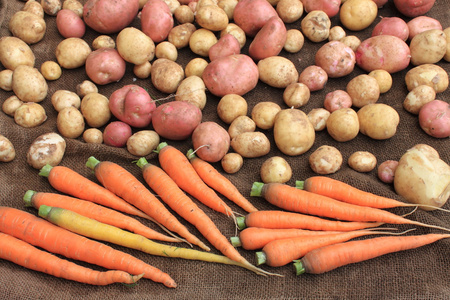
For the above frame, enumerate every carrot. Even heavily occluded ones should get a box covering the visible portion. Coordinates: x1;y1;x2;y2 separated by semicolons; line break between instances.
230;227;344;250
298;176;450;212
0;232;143;286
293;233;450;275
23;190;181;243
136;157;268;274
38;205;282;277
237;210;384;232
186;149;259;213
86;156;209;251
251;182;450;232
255;229;412;267
155;143;235;217
0;206;177;288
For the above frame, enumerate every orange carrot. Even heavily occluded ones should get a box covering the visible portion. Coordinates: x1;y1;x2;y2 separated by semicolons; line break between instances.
39;164;151;220
237;210;384;232
155;143;235;217
251;182;450;232
86;156;209;251
255;229;411;267
230;227;344;250
0;206;177;288
23;190;181;243
0;232;143;285
298;176;450;211
135;157;273;275
186;149;259;213
294;233;450;275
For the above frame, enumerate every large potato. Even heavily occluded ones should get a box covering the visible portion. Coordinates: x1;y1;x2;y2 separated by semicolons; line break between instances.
27;132;66;169
56;38;92;69
0;37;35;70
151;58;185;94
409;29;447;66
9;11;46;44
403;85;436;114
357;103;400;140
116;27;155;65
405;64;449;93
249;16;287;61
418;100;450;138
315;41;355;78
85;48;126;85
51;90;81;112
258;56;298;89
12;65;48;103
273;108;315;156
231;132;270;158
233;0;278;37
141;0;174;43
191;121;231;162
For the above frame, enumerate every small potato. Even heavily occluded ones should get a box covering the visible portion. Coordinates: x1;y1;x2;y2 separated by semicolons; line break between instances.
377;160;399;183
168;23;197;49
444;27;450;62
0;69;13;91
57;106;85;138
418;100;450;138
221;152;244;174
302;0;340;17
195;4;229;31
231;131;270;158
85;48;126;85
298;65;328;92
348;151;377;172
324;90;352;113
368;69;393;93
346;74;380;108
164;0;180;13
80;93;111;128
276;0;303;23
40;61;62;81
301;10;330;42
0;36;35;70
127;130;160;156
284;29;304;53
185;57;209;78
14;103;47;128
103;121;132;147
76;80;98;98
2;95;23;117
83;128;103;144
339;35;361;52
405;64;449;93
0;135;16;162
258;56;299;89
309;145;343;175
141;0;174;43
217;94;248;124
56;8;85;38
51;90;81;112
409;29;447;66
116;27;155;65
403;85;436;114
328;26;346;41
56;38;92;69
151;58;185;94
315;41;355;78
191;121;231;163
251;102;281;130
175;75;207;110
371;17;409;41
220;23;246;49
12;65;48;103
249;16;286;61
218;0;238;21
62;0;83;17
133;61;152;79
307;108;330;131
357;103;400;140
326;108;359;142
283;82;310;108
228;116;256;139
92;35;115;50
260;156;292;183
407;16;442;40
189;28;218;57
27;132;66;169
155;41;178;61
340;0;377;31
9;11;46;44
174;5;195;24
41;0;61;15
23;0;45;18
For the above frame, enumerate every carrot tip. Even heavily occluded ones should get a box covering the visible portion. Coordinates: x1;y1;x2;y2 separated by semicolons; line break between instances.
250;182;264;197
293;260;306;275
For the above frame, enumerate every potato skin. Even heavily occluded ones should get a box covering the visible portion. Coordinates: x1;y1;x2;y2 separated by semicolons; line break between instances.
116;27;155;65
103;121;132;147
151;58;185;94
12;65;48;103
127;130;160;156
309;145;343;175
85;48;126;85
56;9;86;38
249;16;287;61
371;17;409;41
409;29;447;66
233;0;278;37
209;34;240;61
315;41;355;78
26;132;66;169
80;92;111;128
141;0;174;43
357;103;400;140
418;100;450;138
326;108;359;142
348;151;377;173
258;56;299;89
0;36;35;70
56;38;92;69
231;132;270;158
9;11;46;44
57;107;85;139
192;122;231;163
405;64;449;93
14;103;47;128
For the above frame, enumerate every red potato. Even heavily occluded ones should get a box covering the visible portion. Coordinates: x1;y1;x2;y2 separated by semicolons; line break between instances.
314;41;355;78
141;0;174;43
249;16;287;61
378;160;399;184
418;100;450;138
151;101;202;141
298;66;328;92
191;122;231;163
109;85;156;128
371;17;409;41
324;90;352;113
208;34;241;61
302;0;341;18
85;48;126;85
233;0;278;37
407;16;442;40
56;9;85;38
83;0;139;34
393;0;436;18
103;121;133;147
202;54;259;97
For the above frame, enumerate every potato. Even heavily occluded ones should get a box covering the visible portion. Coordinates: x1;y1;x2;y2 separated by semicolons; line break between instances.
127;130;160;156
133;61;152;79
260;156;292;183
14;103;47;128
233;0;278;37
217;94;248;124
202;54;258;97
403;85;436;114
276;0;303;23
185;58;209;78
346;74;380;108
405;64;449;93
326;108;359;142
309;145;343;175
371;17;409;41
155;41;178;61
56;8;85;38
409;29;447;66
175;76;207;110
174;5;195;24
92;35;115;50
0;135;16;162
76;80;98;98
151;58;185;94
284;29;304;53
168;23;197;49
23;0;45;18
340;0;377;31
103;121;132;147
12;65;48;103
251;102;282;130
189;28;218;57
298;65;328;92
249;16;287;61
85;48;126;85
393;0;436;18
355;35;411;73
407;16;442;40
41;0;61;15
116;27;155;65
195;4;229;31
339;35;361;52
228;116;256;139
208;34;240;61
39;61;61;81
63;0;83;17
302;0;339;18
357;103;400;140
301;10;331;42
9;11;46;44
82;128;103;144
2;96;23;117
258;56;299;89
315;41;355;78
57;106;85;138
56;38;92;69
0;36;35;70
418;100;450;138
231;132;270;158
444;27;450;62
151;101;202;140
0;70;13;91
220;23;246;49
328;26;346;42
348;151;377;173
394;145;449;210
283;82;310;108
83;0;139;34
164;0;180;13
323;90;352;113
80;92;111;128
221;153;244;174
307;108;330;131
218;0;238;21
27;132;66;169
368;69;393;94
141;0;174;42
191;121;230;162
51;90;81;112
273;108;315;156
378;160;399;183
